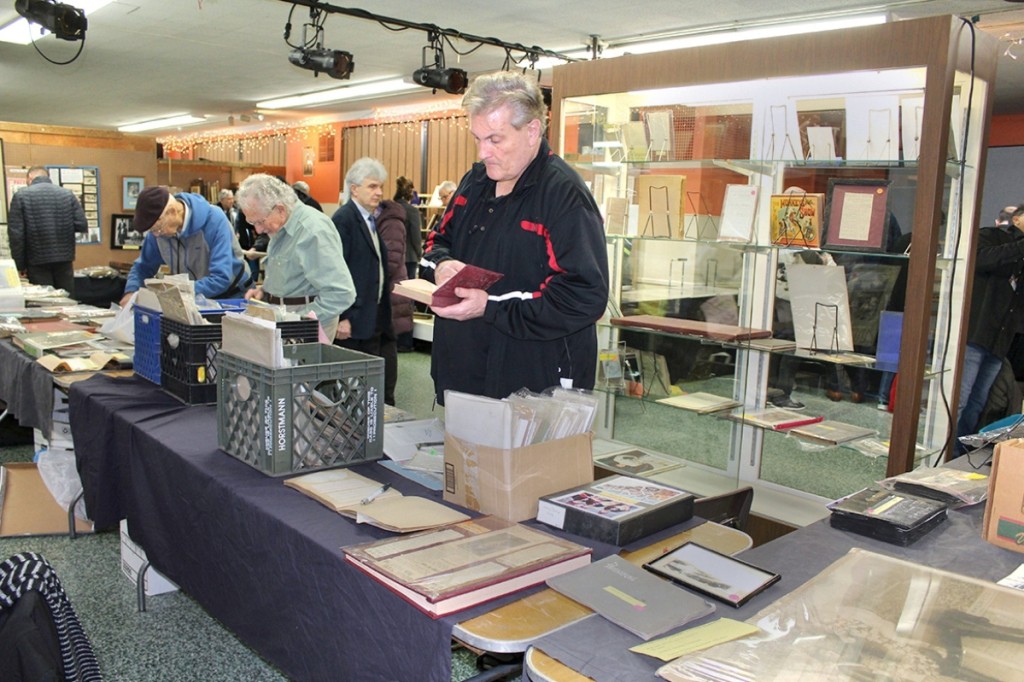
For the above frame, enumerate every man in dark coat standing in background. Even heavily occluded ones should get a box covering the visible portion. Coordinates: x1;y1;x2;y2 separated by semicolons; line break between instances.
8;166;87;293
331;157;398;405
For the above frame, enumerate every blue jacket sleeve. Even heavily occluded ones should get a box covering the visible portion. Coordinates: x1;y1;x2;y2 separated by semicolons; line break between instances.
124;234;164;294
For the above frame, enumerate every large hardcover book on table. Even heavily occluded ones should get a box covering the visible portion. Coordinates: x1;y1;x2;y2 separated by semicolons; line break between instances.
547;556;715;640
827;487;948;546
536;475;694;546
342;516;591;618
13;329;100;358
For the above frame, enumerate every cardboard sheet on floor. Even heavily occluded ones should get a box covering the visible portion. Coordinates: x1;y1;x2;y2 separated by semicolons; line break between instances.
0;463;93;536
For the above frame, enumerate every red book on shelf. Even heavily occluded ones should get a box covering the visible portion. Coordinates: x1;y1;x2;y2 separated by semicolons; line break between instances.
734;408;825;431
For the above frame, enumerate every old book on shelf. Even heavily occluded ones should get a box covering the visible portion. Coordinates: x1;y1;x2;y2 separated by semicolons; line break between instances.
789;420;876;446
547;556;715;640
656;392;741;414
610;315;772;342
393;265;503;308
343;516;591;618
283;468;469;533
537;476;695;546
729;408;823;431
827;487;947;546
769;191;824;248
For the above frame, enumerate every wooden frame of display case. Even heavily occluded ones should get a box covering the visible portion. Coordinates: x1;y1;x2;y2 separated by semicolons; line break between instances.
550;16;997;479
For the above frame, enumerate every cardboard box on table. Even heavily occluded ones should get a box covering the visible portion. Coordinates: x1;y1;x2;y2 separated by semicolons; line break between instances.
983;438;1024;552
443;433;594;523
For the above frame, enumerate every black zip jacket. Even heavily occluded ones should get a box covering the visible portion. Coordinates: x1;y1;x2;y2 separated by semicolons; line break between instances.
422;138;609;403
967;224;1024;357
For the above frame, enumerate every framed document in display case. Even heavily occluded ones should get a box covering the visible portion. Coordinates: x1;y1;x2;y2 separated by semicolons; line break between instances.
823;178;891;252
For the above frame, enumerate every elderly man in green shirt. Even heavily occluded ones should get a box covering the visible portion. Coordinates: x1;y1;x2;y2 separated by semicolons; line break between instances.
236;174;355;339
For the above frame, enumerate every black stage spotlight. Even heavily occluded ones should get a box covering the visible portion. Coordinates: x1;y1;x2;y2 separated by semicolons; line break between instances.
288;47;354;80
412;66;468;95
15;0;87;41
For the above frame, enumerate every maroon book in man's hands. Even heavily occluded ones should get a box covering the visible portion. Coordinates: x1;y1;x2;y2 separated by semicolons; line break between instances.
393;265;504;308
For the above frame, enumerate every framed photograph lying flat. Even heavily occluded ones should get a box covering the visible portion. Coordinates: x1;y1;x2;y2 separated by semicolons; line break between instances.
822;178;891;252
644;541;780;608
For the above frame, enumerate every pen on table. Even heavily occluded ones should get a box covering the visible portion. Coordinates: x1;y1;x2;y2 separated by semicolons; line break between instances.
361;483;391;505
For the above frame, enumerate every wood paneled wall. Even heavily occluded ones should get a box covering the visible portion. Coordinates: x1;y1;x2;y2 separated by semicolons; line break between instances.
341;116;476;198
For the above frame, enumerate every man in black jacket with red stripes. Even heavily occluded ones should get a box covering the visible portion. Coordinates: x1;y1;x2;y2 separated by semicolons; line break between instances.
421;71;608;404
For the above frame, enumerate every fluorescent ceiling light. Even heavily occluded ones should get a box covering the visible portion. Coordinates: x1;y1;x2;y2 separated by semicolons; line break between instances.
0;0;114;45
533;13;887;68
118;114;208;133
604;14;888;56
258;78;420;109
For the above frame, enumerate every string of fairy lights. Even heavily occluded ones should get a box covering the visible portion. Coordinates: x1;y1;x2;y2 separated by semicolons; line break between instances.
157;101;468;157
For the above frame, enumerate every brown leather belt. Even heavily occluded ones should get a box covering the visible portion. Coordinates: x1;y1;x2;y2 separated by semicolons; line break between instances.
263;293;316;305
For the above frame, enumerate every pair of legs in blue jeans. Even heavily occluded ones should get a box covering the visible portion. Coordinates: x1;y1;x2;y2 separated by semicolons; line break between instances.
956;343;1004;442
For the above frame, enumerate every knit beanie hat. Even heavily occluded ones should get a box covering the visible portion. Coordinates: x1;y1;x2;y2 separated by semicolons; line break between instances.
133;186;170;232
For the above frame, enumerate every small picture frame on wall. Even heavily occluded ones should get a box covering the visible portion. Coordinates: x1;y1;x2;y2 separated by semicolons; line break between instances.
822;178;892;253
122;176;144;211
111;213;143;250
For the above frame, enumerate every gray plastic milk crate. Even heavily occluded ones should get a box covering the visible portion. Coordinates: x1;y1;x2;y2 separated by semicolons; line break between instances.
216;344;384;476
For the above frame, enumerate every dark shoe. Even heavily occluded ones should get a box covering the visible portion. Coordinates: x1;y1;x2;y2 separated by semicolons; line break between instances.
769;395;805;410
826;389;843;402
850;392;864;404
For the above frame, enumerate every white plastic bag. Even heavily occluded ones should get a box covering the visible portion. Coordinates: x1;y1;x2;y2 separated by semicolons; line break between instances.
100;292;137;344
36;446;89;521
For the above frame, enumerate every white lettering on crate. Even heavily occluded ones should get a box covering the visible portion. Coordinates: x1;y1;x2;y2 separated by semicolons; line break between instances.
263;396;273;453
366;387;378;442
277;397;287;451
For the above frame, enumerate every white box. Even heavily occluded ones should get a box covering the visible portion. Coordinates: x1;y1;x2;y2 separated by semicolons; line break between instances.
119;520;179;596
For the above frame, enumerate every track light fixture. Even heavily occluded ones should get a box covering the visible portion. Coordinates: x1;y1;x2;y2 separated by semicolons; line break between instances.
14;0;86;41
285;4;353;79
412;33;467;95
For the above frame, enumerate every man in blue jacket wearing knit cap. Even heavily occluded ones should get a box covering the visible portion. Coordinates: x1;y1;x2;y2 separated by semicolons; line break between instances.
119;185;251;305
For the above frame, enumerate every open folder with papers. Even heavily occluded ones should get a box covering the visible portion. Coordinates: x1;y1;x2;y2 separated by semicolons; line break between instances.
283;468;468;533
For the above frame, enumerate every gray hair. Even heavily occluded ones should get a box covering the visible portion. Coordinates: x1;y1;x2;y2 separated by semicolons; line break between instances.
439;180;457;195
236;174;299;215
293;180;310;194
218;188;234;201
344;157;387;193
462;71;547;134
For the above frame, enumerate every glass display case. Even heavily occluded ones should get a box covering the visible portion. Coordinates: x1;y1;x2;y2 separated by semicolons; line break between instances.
551;16;997;514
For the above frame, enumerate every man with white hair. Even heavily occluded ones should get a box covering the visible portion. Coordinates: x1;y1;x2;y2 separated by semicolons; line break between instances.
292;180;323;212
237;174;354;339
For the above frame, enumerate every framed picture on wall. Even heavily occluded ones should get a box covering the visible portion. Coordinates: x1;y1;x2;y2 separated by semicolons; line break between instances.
111;213;143;250
822;178;891;252
122;176;144;211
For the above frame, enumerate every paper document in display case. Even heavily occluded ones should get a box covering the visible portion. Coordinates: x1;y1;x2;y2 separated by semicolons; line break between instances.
537;476;694;546
827;487;947;546
343;515;591;618
546;556;714;640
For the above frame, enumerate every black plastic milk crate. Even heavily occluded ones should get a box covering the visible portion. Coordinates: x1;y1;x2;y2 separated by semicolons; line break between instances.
160;317;320;405
216;344;384;476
